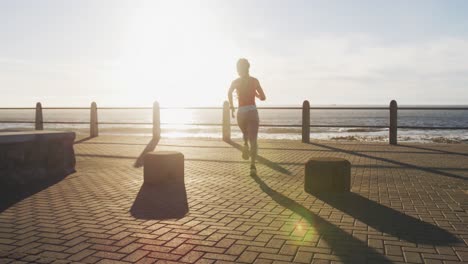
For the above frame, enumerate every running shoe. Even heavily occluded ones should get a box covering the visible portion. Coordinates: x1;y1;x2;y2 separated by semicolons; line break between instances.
250;164;257;175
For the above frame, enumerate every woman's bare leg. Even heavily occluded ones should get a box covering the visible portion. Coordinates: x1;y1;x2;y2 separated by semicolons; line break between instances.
237;112;250;160
247;110;259;166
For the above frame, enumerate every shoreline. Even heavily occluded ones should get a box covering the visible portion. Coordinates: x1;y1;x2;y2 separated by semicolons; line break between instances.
2;126;468;144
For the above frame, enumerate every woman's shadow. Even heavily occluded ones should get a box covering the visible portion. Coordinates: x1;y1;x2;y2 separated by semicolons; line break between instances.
226;139;291;175
250;172;393;263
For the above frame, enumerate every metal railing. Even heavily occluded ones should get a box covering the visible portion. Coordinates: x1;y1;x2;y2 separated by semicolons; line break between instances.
1;100;467;145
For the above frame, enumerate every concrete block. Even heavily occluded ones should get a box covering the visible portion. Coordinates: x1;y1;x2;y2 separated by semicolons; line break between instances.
144;151;184;185
305;157;351;193
0;131;76;185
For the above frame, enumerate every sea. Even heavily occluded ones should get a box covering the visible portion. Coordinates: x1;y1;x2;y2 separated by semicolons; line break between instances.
1;107;468;143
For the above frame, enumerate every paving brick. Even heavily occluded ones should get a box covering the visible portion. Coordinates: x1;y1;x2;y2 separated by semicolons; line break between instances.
385;245;403;256
142;245;173;253
81;255;101;263
422;253;460;261
68;249;96;261
258;253;293;262
225;244;246;255
123;249;150;262
237;251;259;263
90;244;121;252
279;245;297;255
216;238;236;248
164;237;186;248
172;244;195;255
135;257;157;264
93;250;126;260
114;237;138;247
457;251;468;261
39;251;70;259
179;250;204;263
293;251;313;263
96;260;130;264
193;259;215;264
65;242;91;254
403;251;423;263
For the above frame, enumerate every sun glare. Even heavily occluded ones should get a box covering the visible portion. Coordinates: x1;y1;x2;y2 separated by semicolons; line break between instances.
112;1;240;108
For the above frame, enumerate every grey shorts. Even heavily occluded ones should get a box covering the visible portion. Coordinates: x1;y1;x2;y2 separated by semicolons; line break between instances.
237;107;259;142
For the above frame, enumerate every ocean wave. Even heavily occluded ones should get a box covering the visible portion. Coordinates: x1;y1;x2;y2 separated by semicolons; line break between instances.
263;127;301;134
328;135;467;144
329;135;387;142
345;128;385;133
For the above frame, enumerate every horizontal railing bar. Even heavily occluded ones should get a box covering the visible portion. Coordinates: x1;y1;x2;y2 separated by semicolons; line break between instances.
160;107;221;110
161;123;221;126
0;108;36;110
99;122;152;125
399;107;468;110
310;125;388;128
43;121;89;124
398;126;468;130
308;107;468;110
99;107;152;110
258;107;301;110
43;107;90;110
0;121;35;123
258;124;302;127
309;107;388;110
2;106;468;110
1;120;468;130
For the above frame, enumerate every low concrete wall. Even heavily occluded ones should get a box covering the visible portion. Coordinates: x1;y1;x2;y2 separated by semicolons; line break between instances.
0;131;76;186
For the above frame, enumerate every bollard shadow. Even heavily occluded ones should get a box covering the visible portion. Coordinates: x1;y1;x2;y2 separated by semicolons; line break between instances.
308;142;467;180
225;139;291;175
398;144;468;157
74;136;93;144
311;191;461;245
0;173;71;213
130;182;188;220
134;138;159;168
250;172;392;264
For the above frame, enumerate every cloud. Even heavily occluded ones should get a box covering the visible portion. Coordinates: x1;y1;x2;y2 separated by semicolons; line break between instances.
250;34;468;104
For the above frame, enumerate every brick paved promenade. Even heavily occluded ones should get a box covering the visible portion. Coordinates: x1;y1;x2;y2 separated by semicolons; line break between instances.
1;135;467;263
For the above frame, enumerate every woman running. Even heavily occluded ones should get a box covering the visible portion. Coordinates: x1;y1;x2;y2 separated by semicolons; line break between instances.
228;58;266;175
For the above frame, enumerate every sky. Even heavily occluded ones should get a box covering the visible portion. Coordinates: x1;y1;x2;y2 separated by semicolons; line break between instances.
1;0;468;107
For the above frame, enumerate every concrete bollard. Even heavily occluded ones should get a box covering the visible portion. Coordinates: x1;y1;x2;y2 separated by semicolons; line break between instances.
302;100;310;143
222;101;231;141
35;102;43;130
144;151;184;185
153;101;160;140
90;102;98;137
305;157;351;193
389;100;398;145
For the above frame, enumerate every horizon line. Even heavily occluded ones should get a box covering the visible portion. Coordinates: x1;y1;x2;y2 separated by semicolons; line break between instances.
1;103;468;109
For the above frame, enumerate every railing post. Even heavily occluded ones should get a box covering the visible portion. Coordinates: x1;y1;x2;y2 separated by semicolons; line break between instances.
153;101;160;139
223;101;231;141
35;102;43;130
302;100;310;143
90;102;98;137
389;100;398;145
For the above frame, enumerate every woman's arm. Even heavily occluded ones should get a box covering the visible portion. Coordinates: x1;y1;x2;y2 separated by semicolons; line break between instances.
255;80;266;101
